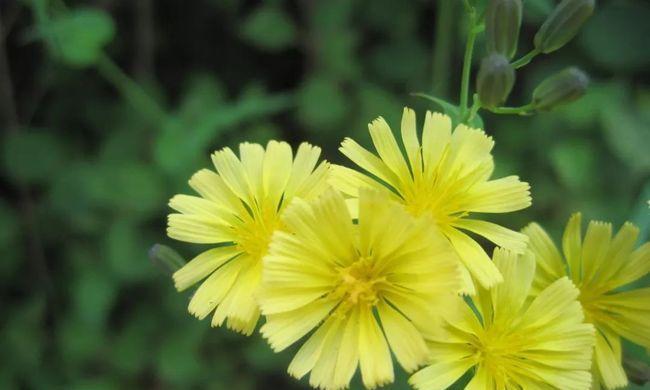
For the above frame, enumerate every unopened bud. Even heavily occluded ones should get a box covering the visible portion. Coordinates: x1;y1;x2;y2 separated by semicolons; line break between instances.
486;0;523;59
532;67;589;111
149;244;186;275
534;0;595;54
477;54;515;108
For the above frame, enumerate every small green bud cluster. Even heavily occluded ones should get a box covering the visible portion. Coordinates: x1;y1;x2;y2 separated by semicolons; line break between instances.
475;0;594;114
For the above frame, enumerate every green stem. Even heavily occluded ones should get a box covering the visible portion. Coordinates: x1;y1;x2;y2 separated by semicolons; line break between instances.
487;104;535;115
467;94;481;122
95;54;168;126
431;0;454;96
511;48;541;69
459;8;478;121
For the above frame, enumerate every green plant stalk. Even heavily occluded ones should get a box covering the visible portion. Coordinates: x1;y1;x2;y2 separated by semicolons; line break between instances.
95;54;168;126
487;103;535;115
511;48;541;69
459;8;478;122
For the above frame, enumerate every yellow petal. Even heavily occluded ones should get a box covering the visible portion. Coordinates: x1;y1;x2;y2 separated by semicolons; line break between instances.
187;259;242;320
459;175;531;213
261;297;338;352
263;140;293;206
594;329;628;389
339;137;399;189
284;142;322;200
562;212;583;283
173;246;240;291
400;107;421;175
522;222;566;291
409;358;474;390
287;314;343;380
444;227;503;288
167;214;236;244
368;116;411;182
491;248;535;322
377;301;429;373
453;218;528;253
421;111;451;178
211;147;253;205
358;306;394;389
238;142;265;201
581;221;612;286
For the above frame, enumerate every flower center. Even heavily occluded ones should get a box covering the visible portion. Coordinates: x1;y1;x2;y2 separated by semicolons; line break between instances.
474;325;527;381
335;258;385;306
235;206;280;260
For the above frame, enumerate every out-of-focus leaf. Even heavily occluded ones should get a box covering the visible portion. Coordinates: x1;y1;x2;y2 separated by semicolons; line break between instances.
0;297;45;372
240;5;296;51
369;39;428;86
0;200;17;248
601;96;650;172
154;90;293;178
2;131;65;184
156;328;205;385
297;76;349;131
550;139;596;191
580;2;650;71
106;219;153;282
39;9;115;67
310;0;359;79
72;266;116;327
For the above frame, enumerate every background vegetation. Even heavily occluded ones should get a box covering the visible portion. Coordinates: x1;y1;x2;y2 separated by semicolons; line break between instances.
1;0;648;388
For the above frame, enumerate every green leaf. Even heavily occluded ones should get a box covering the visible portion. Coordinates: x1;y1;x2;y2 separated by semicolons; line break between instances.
240;5;296;51
550;140;596;191
297;76;349;130
72;266;116;327
41;9;115;67
2;131;65;184
580;2;650;71
106;220;153;282
601;95;650;172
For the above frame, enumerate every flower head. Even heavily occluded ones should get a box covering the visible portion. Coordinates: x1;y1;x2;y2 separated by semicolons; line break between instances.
331;108;531;292
167;141;329;335
523;213;650;389
259;189;463;390
410;248;595;390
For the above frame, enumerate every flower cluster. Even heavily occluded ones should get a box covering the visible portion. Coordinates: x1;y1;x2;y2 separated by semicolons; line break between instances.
166;108;649;390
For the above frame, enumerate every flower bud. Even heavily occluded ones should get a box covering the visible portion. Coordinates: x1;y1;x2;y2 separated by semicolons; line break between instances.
485;0;523;59
534;0;595;54
532;67;589;111
476;54;515;108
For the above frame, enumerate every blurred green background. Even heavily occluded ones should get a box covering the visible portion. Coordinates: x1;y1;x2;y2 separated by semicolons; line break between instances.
1;0;649;388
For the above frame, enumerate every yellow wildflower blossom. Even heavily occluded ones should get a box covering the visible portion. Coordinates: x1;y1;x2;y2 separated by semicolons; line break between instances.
259;189;463;390
167;141;329;335
523;213;650;389
410;248;595;390
331;108;531;292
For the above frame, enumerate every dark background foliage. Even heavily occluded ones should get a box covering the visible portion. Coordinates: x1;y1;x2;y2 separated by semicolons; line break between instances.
1;0;648;388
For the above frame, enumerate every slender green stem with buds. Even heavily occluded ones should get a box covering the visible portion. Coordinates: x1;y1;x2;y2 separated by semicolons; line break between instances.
511;48;541;69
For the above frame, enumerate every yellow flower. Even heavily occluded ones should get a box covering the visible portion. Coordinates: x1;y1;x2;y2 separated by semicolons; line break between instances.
331;108;531;293
410;248;595;390
167;141;329;335
259;189;463;390
523;213;650;389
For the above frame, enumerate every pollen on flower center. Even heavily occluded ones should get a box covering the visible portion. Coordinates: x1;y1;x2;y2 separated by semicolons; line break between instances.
335;258;385;306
